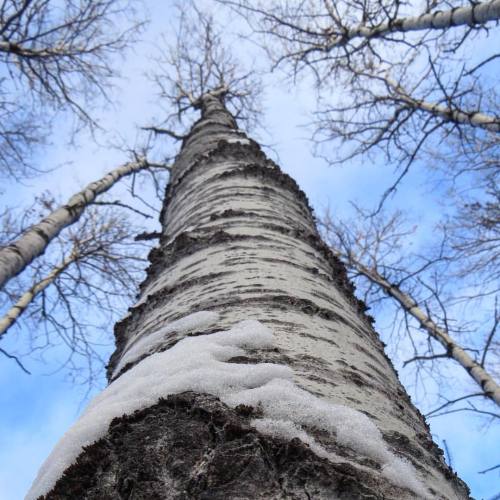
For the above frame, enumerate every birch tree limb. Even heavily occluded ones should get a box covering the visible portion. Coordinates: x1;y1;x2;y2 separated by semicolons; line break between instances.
385;76;500;133
0;251;77;338
325;0;500;47
222;0;500;50
0;157;161;290
334;251;500;406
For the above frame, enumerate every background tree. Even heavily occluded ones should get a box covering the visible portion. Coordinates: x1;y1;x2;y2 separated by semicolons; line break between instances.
0;155;167;290
0;0;144;179
320;206;500;418
220;0;499;203
0;195;153;383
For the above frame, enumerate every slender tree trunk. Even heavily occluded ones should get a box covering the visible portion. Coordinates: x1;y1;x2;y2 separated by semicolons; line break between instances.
0;251;77;338
337;252;500;405
0;158;152;291
28;95;469;499
385;77;500;132
326;0;500;46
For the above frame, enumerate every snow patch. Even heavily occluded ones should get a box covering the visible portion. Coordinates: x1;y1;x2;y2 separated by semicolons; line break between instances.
112;311;220;377
27;319;426;500
227;379;427;497
26;319;285;499
225;137;250;145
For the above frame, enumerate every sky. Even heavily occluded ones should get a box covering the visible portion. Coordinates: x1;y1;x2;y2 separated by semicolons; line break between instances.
0;1;499;499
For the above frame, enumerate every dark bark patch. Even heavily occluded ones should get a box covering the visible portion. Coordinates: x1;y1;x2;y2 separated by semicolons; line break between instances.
41;392;435;500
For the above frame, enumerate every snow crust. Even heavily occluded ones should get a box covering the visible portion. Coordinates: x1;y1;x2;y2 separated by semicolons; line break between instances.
228;380;427;496
27;317;426;499
112;310;220;377
224;137;250;145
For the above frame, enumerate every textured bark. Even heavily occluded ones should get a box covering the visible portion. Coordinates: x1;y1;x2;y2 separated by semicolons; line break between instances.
39;392;456;500
327;0;500;46
38;94;470;499
0;158;151;291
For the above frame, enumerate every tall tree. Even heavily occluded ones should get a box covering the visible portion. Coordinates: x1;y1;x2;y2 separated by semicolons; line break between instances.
26;87;470;499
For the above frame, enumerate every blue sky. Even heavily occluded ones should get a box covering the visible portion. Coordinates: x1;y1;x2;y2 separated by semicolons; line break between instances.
0;1;499;498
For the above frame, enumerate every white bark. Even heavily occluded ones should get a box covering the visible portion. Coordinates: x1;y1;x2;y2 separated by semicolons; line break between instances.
105;95;468;498
0;41;74;58
0;158;151;291
329;0;500;46
340;256;500;406
385;77;500;132
0;252;77;337
410;98;499;132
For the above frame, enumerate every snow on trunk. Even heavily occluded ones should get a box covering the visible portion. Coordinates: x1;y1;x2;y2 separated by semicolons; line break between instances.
28;94;469;499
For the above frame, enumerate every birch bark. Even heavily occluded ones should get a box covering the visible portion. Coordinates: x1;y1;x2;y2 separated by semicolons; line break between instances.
337;252;500;406
0;158;151;291
32;95;470;499
326;0;500;47
0;251;77;337
385;77;500;132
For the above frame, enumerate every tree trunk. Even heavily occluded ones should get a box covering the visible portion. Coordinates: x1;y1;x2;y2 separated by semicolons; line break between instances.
0;158;151;291
28;94;470;499
0;250;77;337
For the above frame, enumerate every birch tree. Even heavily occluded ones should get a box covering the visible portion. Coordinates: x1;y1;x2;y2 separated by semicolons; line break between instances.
0;156;166;291
320;207;500;419
25;10;471;499
28;78;471;500
221;0;500;205
0;202;150;381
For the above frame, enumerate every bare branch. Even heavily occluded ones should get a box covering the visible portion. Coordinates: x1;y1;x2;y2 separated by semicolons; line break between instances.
141;126;186;141
481;298;499;367
425;393;498;418
0;251;77;338
478;464;500;474
148;1;262;133
221;1;500;56
92;200;154;219
0;0;146;178
0;346;31;373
